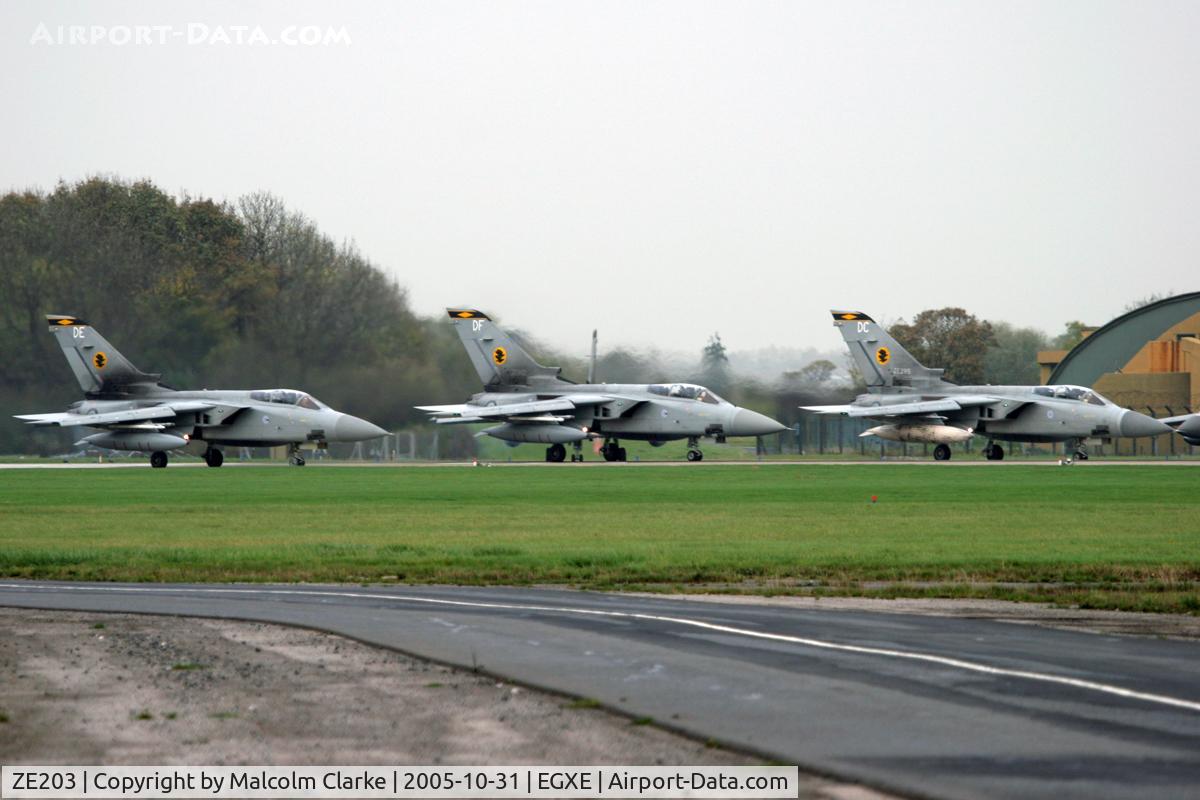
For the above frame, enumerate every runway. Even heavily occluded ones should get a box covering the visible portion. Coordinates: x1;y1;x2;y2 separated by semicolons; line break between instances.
1;458;1198;469
2;581;1198;799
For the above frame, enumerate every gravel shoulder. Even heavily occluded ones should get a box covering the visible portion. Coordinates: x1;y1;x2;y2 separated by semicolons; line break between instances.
0;608;888;800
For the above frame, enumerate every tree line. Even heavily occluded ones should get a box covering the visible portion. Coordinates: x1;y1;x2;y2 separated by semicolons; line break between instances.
0;177;1094;454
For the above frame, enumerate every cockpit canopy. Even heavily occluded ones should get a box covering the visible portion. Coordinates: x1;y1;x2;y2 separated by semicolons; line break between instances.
647;383;725;405
1033;385;1109;406
250;389;327;410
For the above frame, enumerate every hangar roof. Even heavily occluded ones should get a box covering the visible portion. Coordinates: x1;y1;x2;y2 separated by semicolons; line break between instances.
1049;292;1200;386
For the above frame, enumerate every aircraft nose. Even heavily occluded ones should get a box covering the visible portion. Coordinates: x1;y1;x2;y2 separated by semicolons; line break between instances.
728;408;789;437
1119;410;1171;438
334;413;388;442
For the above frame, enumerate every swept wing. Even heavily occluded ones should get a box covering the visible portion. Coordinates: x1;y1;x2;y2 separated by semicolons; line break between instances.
15;400;237;428
802;396;1001;418
417;394;639;425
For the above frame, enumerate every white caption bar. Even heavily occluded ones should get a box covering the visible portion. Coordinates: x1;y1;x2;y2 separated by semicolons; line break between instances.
1;766;799;799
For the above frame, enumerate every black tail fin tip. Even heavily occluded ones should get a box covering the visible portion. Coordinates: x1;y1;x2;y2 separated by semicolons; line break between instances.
831;311;874;323
47;315;89;327
448;309;490;321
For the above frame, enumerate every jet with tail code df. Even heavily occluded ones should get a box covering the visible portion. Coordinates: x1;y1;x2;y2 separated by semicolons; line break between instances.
418;309;786;462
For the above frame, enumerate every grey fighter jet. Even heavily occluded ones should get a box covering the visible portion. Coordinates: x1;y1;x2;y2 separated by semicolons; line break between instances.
802;311;1171;462
418;310;786;462
16;315;387;468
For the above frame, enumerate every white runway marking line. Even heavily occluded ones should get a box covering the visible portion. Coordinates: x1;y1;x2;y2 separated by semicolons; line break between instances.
4;582;1199;714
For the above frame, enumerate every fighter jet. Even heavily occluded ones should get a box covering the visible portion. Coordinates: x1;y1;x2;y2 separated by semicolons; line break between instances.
15;315;388;468
417;310;787;462
1161;413;1200;446
802;310;1171;462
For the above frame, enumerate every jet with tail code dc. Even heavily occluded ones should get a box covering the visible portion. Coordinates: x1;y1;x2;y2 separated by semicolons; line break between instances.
803;311;1171;463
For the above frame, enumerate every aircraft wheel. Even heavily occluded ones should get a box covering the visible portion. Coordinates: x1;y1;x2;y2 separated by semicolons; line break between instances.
289;454;306;467
617;447;627;462
686;449;702;462
205;448;224;468
150;451;168;469
933;444;952;461
985;444;1003;461
546;443;566;462
1074;449;1088;461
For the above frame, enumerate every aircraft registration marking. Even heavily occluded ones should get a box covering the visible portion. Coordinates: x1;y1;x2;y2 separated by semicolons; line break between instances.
5;582;1199;714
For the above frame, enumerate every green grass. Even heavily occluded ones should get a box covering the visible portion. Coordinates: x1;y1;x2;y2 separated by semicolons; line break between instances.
566;698;603;709
0;465;1197;613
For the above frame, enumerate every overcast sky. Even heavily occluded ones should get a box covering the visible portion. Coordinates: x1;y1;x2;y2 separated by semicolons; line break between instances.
4;1;1199;357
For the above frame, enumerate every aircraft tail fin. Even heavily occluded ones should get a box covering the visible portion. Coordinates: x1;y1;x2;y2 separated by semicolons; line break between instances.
446;309;564;388
830;311;948;390
45;315;160;395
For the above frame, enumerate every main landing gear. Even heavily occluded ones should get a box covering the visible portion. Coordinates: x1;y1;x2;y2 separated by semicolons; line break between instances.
545;443;566;462
149;451;168;469
984;442;1004;461
686;436;704;462
287;443;306;467
1058;439;1088;465
601;439;627;462
933;443;952;461
204;448;224;468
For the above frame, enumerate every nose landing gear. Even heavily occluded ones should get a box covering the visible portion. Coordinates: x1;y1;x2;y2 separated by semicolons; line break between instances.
1057;439;1088;465
686;436;704;462
287;443;306;467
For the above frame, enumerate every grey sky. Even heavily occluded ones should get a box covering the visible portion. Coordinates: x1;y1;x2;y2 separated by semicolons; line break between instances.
3;1;1198;358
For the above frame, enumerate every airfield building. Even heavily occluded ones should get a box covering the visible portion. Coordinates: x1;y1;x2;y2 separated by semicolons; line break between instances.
1039;291;1200;455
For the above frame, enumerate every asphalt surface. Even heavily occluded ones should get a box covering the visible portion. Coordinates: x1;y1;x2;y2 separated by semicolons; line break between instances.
1;582;1198;800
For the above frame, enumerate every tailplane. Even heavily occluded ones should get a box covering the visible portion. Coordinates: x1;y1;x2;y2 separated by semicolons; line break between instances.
45;315;160;395
830;311;949;391
446;309;565;388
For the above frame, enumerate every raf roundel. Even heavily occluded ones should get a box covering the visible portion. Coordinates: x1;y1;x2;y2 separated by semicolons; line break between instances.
875;347;891;366
492;347;507;366
92;352;108;370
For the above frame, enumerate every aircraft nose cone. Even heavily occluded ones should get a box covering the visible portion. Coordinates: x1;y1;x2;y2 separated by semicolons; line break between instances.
1119;410;1171;438
334;414;388;442
729;408;789;437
